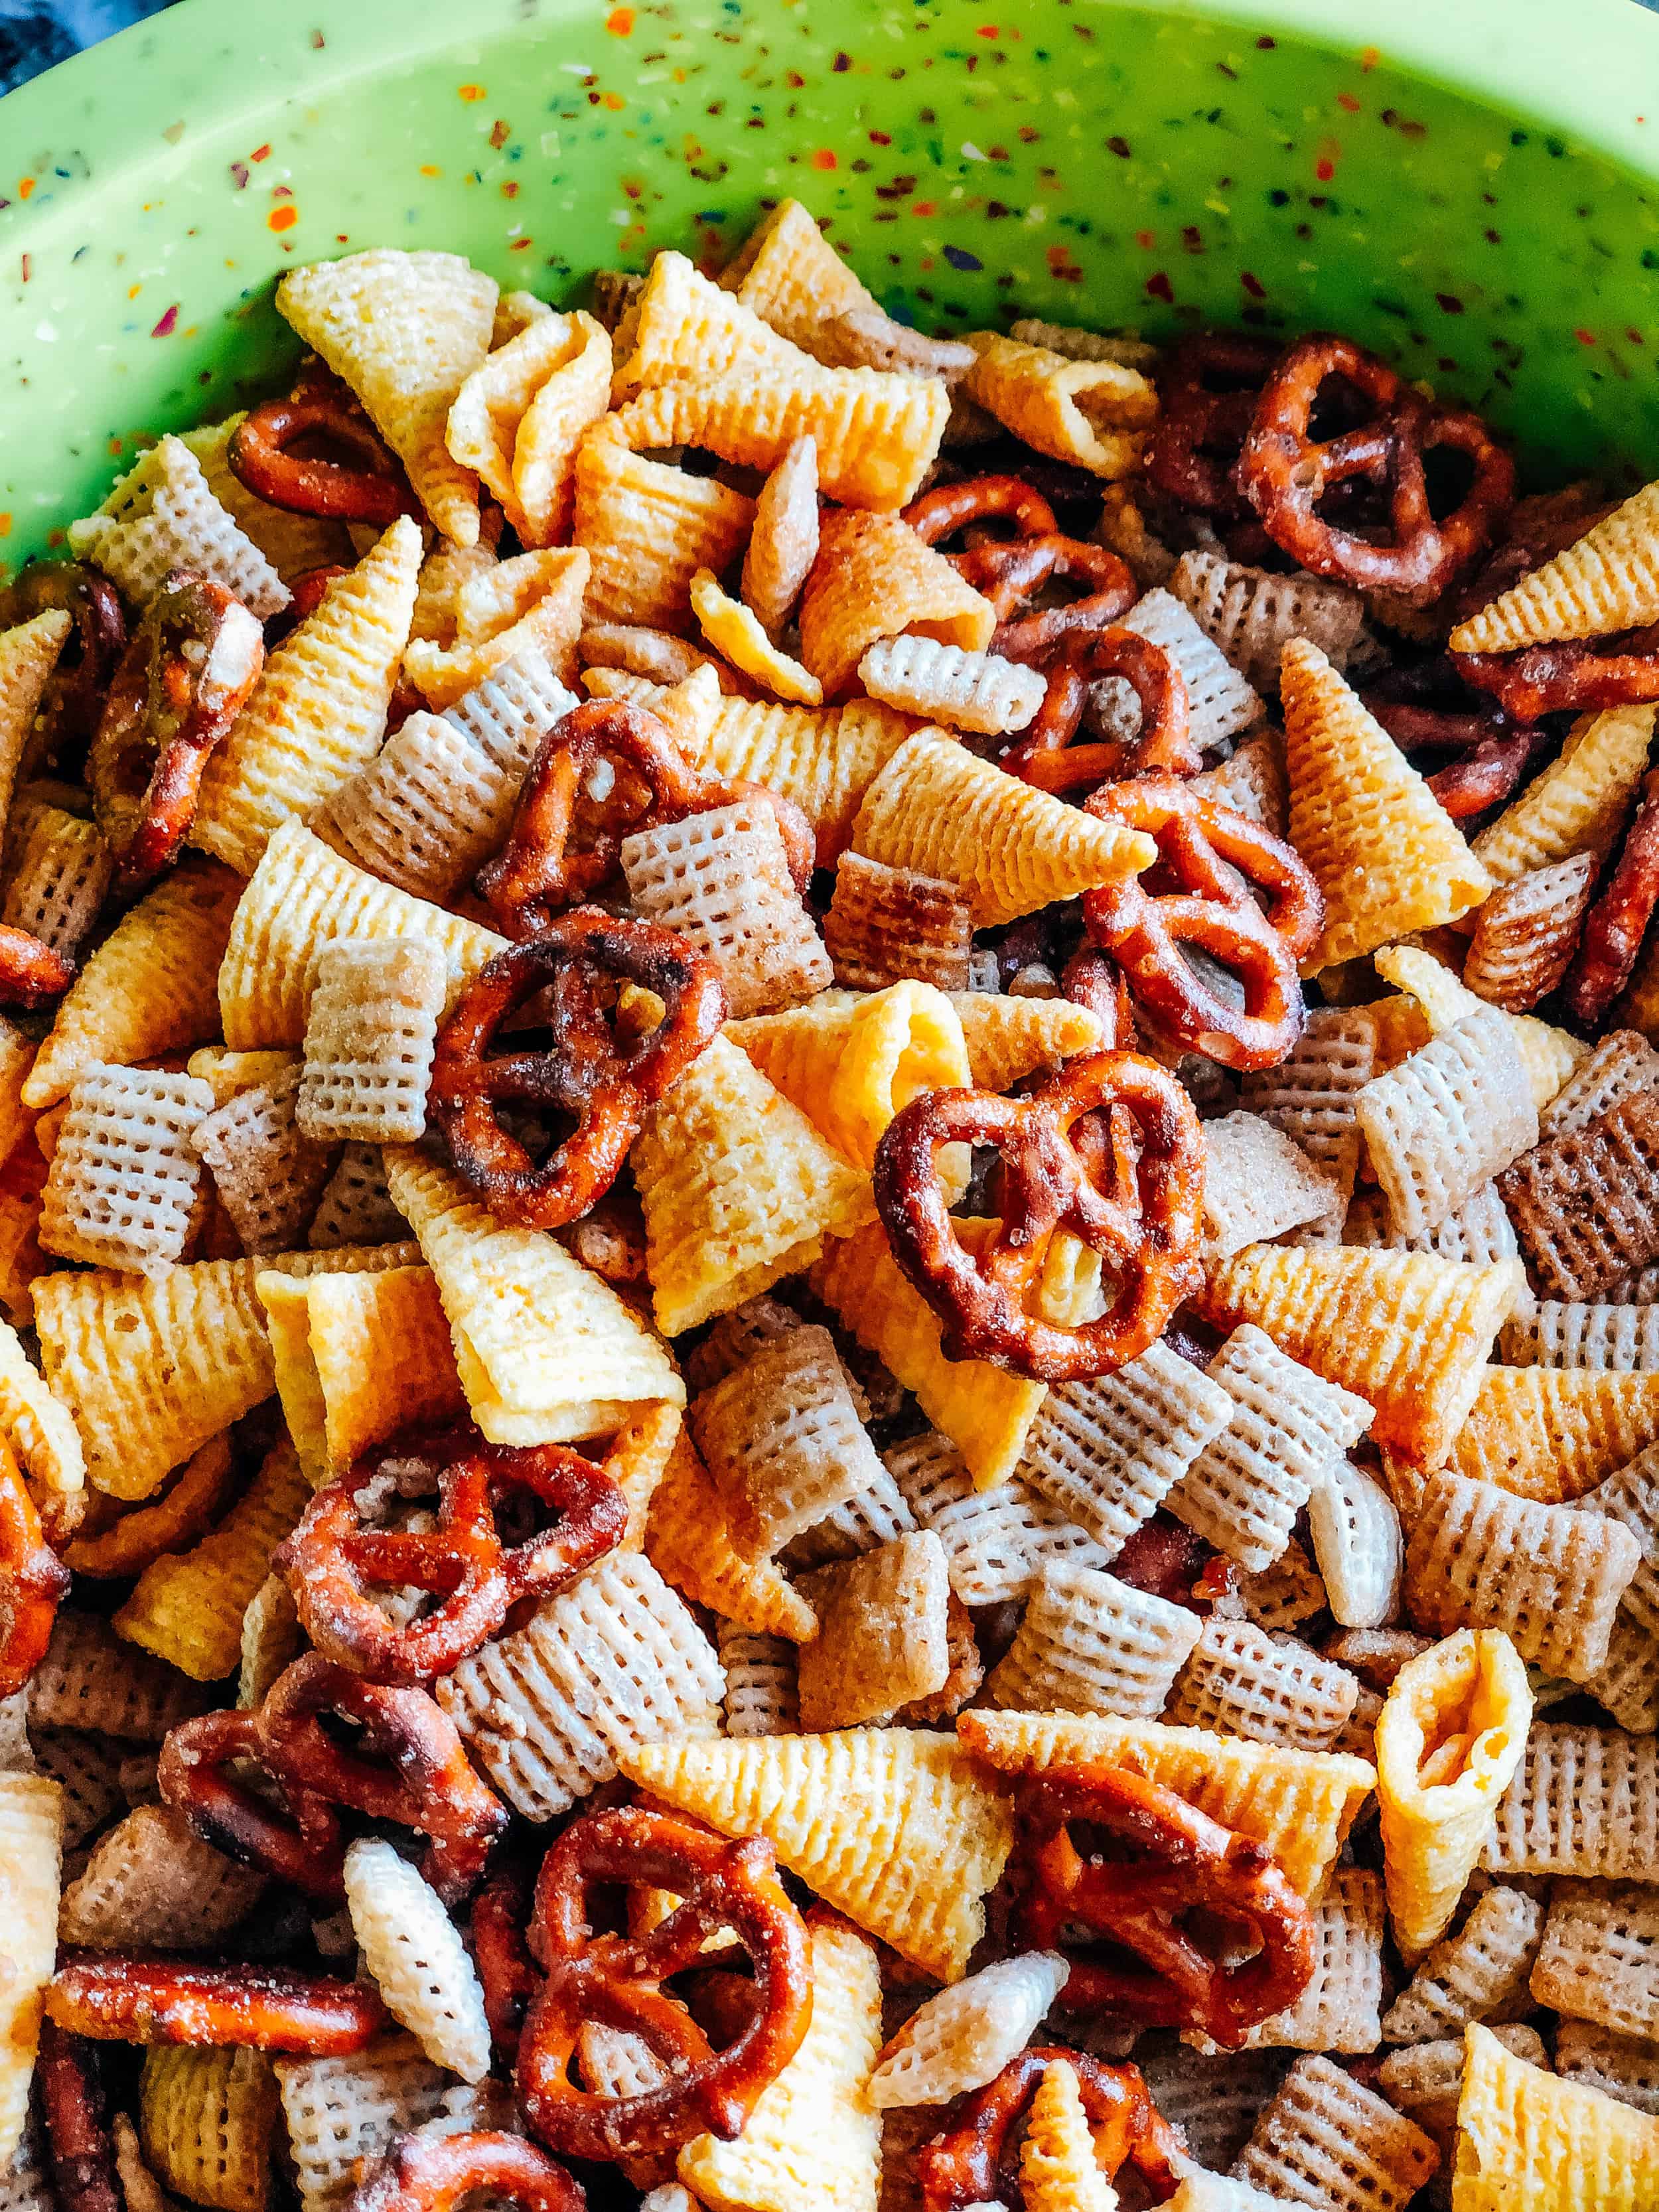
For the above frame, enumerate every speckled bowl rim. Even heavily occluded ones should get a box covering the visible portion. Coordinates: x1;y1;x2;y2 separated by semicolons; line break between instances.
5;0;1659;236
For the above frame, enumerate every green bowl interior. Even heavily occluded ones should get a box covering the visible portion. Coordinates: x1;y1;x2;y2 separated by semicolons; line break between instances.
6;0;1659;566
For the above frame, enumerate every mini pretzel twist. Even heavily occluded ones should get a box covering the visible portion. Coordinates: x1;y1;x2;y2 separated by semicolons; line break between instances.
918;2047;1184;2212
1006;627;1200;792
516;1804;813;2165
0;1439;70;1698
275;1424;626;1684
431;910;727;1232
1236;332;1514;603
478;699;812;935
1145;331;1283;520
46;1952;388;2055
349;2130;586;2212
229;362;418;525
902;474;1138;663
0;559;128;761
1082;774;1325;1070
1011;1763;1317;2047
873;1049;1205;1383
88;569;265;889
160;1653;506;1904
1453;625;1659;721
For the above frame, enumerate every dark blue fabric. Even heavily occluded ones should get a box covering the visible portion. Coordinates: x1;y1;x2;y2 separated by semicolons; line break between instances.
1;0;177;95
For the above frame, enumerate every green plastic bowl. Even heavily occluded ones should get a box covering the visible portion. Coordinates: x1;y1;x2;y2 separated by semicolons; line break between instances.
5;0;1659;567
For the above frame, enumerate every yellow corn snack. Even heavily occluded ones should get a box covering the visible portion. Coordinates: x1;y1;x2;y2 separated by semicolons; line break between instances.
1471;705;1656;887
620;1728;1015;1983
191;518;421;877
1439;1365;1659;1503
799;510;995;699
679;1915;882;2212
690;568;822;705
386;1151;682;1441
0;1774;60;2161
257;1265;465;1485
33;1245;414;1501
727;981;971;1173
613;248;803;396
140;2045;279;2212
603;1401;681;1552
1450;480;1659;654
1019;2059;1118;2212
812;1220;1099;1491
0;1314;83;1539
217;820;505;1049
852;731;1155;928
632;1035;872;1337
964;331;1157;477
113;1439;311;1679
1453;2022;1659;2212
959;1711;1374;1899
0;1161;48;1335
277;249;497;546
646;1428;817;1643
1281;639;1491;967
1374;1631;1533;1960
722;200;879;354
0;609;70;812
23;859;244;1110
591;664;916;865
1197;1244;1524;1467
948;992;1105;1092
403;546;588;709
446;308;611;546
1374;946;1587;1114
609;368;949;513
575;419;755;629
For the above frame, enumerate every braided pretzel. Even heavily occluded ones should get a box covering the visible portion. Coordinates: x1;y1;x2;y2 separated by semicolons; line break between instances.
478;698;812;935
0;560;128;762
229;363;417;525
1453;625;1659;721
0;1438;70;1698
275;1424;625;1683
903;473;1137;664
516;1804;812;2164
350;2130;585;2212
88;569;265;889
1012;1763;1317;2047
431;910;726;1232
161;1653;506;1904
46;1953;387;2054
1238;333;1514;603
1145;331;1281;520
873;1049;1204;1382
919;2047;1183;2212
1007;627;1199;792
1082;774;1324;1070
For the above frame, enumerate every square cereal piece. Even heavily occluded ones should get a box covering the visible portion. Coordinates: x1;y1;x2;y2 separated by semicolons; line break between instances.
1171;548;1369;697
1241;1005;1376;1205
298;937;446;1146
193;1063;337;1255
984;1560;1201;1719
822;851;974;994
795;1530;950;1729
1538;1028;1659;1142
887;1430;1115;1605
1091;587;1263;755
435;1552;723;1820
1201;1112;1344;1258
1247;1866;1385;2053
68;436;288;620
622;800;831;1018
1;802;110;964
1231;2053;1438;2212
1016;1341;1234;1551
307;1143;409;1252
1482;1723;1659;1882
689;1323;887;1564
717;1620;799;1739
1531;1880;1659;2042
1500;1086;1659;1299
1380;1883;1546;2042
1167;1616;1359;1754
1354;1009;1537;1240
1555;2022;1659;2115
38;1065;214;1277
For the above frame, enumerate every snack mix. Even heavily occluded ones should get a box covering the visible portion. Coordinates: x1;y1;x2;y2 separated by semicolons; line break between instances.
5;198;1659;2212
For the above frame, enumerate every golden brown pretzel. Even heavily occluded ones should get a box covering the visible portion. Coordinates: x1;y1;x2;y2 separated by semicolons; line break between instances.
46;1953;388;2054
919;2047;1183;2212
